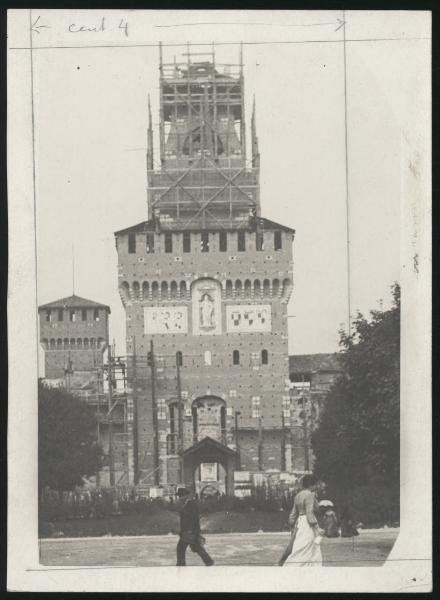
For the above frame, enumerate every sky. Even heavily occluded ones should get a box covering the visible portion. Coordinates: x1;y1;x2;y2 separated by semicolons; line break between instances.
26;10;430;358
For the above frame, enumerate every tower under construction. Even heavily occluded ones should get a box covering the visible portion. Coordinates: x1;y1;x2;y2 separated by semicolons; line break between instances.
115;44;295;495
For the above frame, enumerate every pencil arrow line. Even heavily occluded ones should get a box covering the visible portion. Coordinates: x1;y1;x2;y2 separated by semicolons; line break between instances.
335;18;346;32
31;16;50;34
155;19;347;30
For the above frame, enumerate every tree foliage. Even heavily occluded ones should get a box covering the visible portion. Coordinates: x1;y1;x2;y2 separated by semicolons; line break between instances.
312;284;400;517
38;381;103;492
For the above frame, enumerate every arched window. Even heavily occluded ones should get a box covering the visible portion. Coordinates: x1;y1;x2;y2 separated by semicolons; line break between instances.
192;405;198;442
261;349;268;365
152;281;159;299
233;350;240;365
263;279;270;296
179;281;187;297
282;278;292;298
120;281;130;301
90;338;96;349
49;339;56;349
220;406;226;438
42;338;49;349
132;281;140;300
84;338;89;349
167;433;178;455
176;351;183;367
272;279;280;296
235;279;242;296
254;279;261;296
63;338;69;349
225;280;233;298
170;281;178;298
70;338;76;348
142;281;149;298
97;337;104;348
244;279;252;296
204;350;212;366
77;338;83;348
57;338;63;349
161;281;168;298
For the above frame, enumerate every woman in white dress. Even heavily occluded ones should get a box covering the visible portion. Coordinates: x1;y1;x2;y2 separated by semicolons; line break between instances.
283;475;324;567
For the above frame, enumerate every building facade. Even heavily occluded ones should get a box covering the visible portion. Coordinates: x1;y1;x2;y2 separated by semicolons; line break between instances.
38;295;134;486
115;46;296;496
289;353;341;472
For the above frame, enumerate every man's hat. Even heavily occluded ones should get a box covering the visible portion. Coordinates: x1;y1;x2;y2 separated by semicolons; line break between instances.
176;487;190;497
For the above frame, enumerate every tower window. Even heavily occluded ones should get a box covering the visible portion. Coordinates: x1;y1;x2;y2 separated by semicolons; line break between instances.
128;232;136;254
201;232;209;252
256;231;264;251
157;398;167;420
58;309;63;322
261;349;268;365
165;233;173;253
274;231;282;251
233;350;240;365
219;231;227;252
94;308;100;321
146;232;155;254
176;351;183;367
252;396;261;419
183;232;191;253
237;231;246;252
70;310;76;322
81;309;87;321
45;310;51;322
220;406;226;433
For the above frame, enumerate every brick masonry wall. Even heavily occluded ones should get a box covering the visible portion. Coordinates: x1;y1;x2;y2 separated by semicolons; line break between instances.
39;307;109;378
117;227;295;482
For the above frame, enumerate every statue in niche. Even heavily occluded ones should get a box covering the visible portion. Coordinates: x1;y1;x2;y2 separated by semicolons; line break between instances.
200;292;215;329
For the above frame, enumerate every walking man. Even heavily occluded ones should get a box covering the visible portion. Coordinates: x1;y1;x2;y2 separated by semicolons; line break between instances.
176;487;214;566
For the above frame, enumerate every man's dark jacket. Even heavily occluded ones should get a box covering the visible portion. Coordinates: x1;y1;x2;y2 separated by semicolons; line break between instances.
179;498;200;534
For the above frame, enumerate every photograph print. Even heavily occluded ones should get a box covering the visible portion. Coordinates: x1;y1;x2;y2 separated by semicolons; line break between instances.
7;8;431;593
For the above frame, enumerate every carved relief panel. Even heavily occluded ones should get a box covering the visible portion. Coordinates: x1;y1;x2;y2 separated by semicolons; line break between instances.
144;306;188;334
226;304;272;333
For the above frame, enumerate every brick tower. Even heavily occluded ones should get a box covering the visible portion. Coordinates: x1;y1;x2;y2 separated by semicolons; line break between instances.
38;295;110;383
115;45;295;495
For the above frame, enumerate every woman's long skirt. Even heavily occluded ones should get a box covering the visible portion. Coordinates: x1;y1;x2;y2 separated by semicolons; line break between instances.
284;515;322;567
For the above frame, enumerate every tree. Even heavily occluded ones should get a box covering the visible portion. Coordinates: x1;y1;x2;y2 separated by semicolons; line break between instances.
38;381;103;492
312;283;400;523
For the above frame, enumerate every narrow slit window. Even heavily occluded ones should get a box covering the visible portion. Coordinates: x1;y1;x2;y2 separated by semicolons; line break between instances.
58;309;63;322
256;231;264;251
201;232;209;252
237;231;246;252
81;309;87;321
261;349;268;365
176;351;183;366
70;310;76;322
94;308;100;321
233;350;240;365
183;232;191;253
219;231;227;252
165;233;173;253
274;231;282;251
45;310;51;322
128;232;136;254
146;232;155;254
